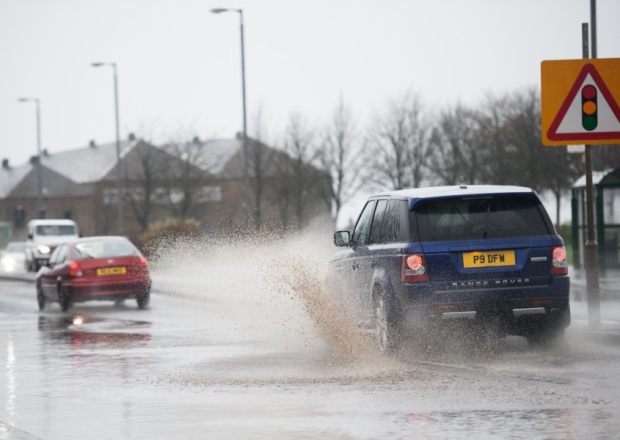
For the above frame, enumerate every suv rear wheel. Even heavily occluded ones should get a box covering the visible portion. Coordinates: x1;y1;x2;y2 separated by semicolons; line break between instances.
374;289;400;354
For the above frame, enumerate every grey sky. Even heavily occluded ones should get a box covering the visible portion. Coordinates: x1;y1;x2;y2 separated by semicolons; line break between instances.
1;0;619;167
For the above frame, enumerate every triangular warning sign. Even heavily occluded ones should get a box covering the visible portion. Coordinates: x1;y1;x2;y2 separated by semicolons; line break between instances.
547;63;620;142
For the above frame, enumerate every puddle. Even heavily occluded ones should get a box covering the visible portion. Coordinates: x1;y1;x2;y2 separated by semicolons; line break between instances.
38;315;151;348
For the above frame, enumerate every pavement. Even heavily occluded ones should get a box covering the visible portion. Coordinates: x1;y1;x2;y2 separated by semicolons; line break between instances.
0;270;34;284
2;267;620;344
569;265;620;301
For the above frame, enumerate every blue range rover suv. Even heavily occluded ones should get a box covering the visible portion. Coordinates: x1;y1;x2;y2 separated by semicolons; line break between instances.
329;185;570;352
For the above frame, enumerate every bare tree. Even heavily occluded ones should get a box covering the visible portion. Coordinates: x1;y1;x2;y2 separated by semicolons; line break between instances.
275;113;327;230
163;130;215;220
318;97;362;225
544;146;583;226
123;141;167;231
469;88;582;224
428;104;481;185
473;93;520;186
502;89;548;188
249;105;276;231
597;144;620;170
365;91;431;190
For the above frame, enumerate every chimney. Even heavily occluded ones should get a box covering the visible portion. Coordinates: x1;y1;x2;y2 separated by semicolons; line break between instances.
30;156;39;165
2;159;9;169
128;133;136;141
89;140;96;148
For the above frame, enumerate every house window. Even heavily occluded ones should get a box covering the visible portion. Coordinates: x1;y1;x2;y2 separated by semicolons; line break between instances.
14;206;26;228
103;189;120;205
196;186;222;203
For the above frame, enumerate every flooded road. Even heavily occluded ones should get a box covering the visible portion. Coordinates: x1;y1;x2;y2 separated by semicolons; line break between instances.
1;234;620;439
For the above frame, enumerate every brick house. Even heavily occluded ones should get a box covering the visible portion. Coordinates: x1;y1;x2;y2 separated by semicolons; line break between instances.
0;136;331;241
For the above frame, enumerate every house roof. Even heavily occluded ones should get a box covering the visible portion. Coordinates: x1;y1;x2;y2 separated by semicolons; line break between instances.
191;138;242;175
40;139;135;184
572;168;618;188
180;138;290;179
0;162;32;198
2;137;282;199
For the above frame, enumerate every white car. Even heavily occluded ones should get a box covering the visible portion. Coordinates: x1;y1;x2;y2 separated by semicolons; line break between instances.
0;242;28;273
25;219;80;271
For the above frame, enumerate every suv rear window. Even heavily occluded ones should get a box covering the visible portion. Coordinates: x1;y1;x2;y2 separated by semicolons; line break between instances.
412;194;551;242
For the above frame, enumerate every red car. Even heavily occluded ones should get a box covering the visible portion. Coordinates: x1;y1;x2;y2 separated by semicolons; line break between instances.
36;236;151;311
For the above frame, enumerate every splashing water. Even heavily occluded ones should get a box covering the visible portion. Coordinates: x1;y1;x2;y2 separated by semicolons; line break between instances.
150;226;405;385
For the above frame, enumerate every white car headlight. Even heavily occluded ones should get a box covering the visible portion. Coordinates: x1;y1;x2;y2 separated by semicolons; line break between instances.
37;245;51;254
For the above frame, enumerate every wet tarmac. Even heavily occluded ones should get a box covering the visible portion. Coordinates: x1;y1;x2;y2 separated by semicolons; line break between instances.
1;233;620;439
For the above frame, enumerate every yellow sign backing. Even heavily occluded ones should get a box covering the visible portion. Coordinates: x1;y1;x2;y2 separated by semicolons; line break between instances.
541;58;620;146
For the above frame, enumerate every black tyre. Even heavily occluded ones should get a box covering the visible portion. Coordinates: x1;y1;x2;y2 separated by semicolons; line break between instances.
137;291;150;309
36;284;47;311
57;285;71;312
374;290;401;354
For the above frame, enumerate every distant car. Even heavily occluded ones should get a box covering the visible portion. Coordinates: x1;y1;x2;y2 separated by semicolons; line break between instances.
0;241;28;273
26;219;80;272
328;185;570;352
36;236;151;312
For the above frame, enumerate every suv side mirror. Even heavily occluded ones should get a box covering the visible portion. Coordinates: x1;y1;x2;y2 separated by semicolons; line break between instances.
333;231;351;247
28;233;33;240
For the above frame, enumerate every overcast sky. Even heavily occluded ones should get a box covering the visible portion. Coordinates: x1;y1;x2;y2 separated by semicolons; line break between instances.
1;0;619;170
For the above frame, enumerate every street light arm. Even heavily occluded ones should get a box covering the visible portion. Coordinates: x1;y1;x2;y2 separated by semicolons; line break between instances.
210;7;241;14
91;62;116;68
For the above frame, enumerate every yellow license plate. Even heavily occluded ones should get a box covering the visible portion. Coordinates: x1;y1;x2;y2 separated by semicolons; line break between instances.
463;250;515;268
97;267;127;276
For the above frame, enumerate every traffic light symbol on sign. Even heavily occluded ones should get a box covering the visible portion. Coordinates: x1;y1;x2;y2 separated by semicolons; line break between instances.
544;61;620;144
582;84;598;131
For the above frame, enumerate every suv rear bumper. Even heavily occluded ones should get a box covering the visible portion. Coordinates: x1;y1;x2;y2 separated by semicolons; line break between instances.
396;276;571;336
402;300;570;338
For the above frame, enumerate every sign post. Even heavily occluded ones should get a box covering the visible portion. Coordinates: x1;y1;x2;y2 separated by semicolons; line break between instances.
582;24;601;331
541;55;620;330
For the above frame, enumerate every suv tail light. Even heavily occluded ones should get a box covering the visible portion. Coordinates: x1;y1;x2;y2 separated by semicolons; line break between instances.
402;254;429;283
551;246;568;276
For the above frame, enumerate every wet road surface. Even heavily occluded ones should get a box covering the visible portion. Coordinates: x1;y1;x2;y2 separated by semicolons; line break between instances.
1;237;620;439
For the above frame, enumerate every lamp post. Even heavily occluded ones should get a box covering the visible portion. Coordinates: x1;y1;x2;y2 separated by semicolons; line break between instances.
91;62;124;234
18;97;45;218
211;7;250;229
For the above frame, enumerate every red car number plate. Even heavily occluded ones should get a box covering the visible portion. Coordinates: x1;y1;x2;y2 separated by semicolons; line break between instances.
97;267;127;276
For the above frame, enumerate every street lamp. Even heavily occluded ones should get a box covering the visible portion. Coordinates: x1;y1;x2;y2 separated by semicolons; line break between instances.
211;7;250;229
91;62;124;234
18;97;45;218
